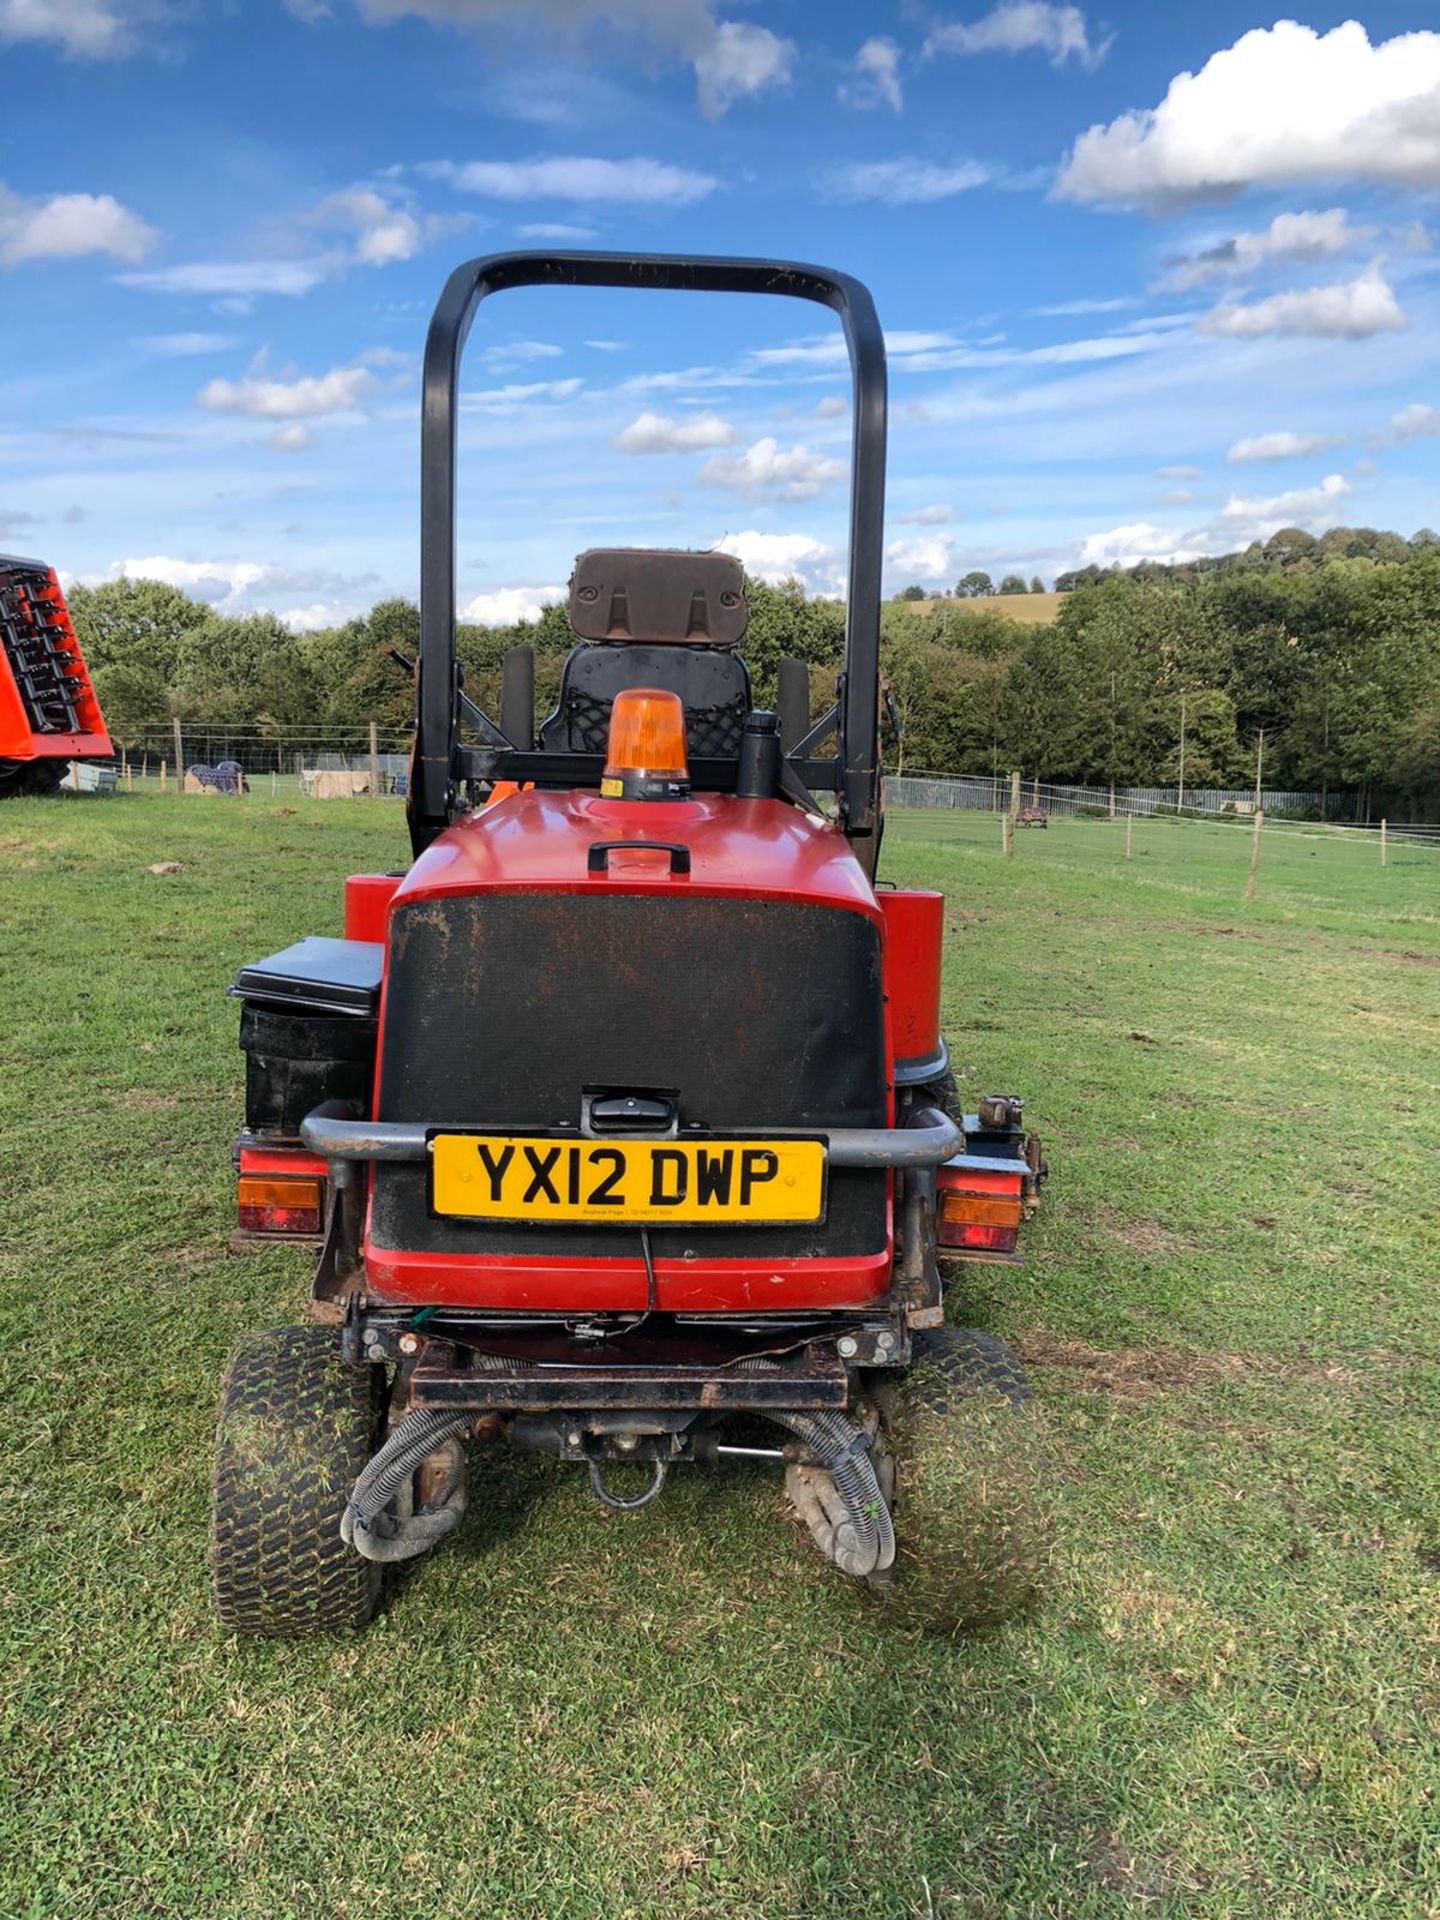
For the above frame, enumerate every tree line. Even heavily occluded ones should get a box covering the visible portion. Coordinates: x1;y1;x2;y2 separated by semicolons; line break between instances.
68;523;1440;819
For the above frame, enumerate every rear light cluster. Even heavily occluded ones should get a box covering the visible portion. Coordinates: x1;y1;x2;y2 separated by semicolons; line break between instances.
235;1147;328;1238
937;1163;1025;1259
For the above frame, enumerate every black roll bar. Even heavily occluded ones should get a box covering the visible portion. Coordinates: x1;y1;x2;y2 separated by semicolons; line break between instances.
412;251;888;863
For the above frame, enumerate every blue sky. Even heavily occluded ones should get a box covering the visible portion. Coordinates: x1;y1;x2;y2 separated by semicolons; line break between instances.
2;1;1439;627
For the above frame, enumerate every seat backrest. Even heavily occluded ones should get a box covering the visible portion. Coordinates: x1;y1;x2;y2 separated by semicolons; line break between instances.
539;643;752;758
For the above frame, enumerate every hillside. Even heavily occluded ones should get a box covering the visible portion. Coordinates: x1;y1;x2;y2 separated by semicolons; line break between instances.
896;591;1063;623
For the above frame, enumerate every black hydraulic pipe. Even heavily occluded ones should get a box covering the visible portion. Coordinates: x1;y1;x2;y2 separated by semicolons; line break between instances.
735;708;782;799
776;657;810;754
499;646;535;751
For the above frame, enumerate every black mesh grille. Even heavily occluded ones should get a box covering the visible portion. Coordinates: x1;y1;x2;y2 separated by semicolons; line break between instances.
0;562;85;735
559;685;748;756
373;893;886;1261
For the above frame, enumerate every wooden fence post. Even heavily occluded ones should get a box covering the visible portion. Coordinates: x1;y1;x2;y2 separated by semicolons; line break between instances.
1245;809;1263;901
1002;810;1014;859
1380;818;1388;868
172;717;184;795
1125;815;1133;860
368;720;380;800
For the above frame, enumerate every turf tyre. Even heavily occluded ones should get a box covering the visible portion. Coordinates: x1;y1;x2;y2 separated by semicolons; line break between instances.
0;758;66;798
900;1062;963;1127
211;1325;384;1636
865;1325;1052;1633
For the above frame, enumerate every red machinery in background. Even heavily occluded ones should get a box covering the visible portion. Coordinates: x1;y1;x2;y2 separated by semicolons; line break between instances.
0;556;111;796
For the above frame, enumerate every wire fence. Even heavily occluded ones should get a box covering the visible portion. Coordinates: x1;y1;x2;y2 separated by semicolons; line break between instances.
90;725;413;799
53;730;1440;870
888;771;1351;823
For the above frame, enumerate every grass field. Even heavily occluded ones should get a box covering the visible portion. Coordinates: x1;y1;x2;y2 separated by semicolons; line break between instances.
3;794;1438;1919
897;591;1063;623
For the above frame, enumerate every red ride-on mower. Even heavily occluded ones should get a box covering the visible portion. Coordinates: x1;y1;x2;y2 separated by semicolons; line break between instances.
212;253;1051;1637
0;557;111;796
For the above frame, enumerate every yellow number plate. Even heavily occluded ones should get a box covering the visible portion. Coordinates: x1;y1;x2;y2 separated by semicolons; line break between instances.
430;1134;826;1227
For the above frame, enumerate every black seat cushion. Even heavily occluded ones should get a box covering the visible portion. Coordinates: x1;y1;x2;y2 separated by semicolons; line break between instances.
539;643;752;758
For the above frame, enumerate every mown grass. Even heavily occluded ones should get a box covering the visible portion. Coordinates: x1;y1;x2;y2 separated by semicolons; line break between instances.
2;792;1437;1919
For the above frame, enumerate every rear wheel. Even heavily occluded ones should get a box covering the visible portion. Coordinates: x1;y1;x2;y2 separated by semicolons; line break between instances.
211;1325;384;1636
0;758;66;798
900;1062;963;1126
864;1326;1053;1632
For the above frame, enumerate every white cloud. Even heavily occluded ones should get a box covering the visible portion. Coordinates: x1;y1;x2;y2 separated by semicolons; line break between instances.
282;601;366;633
320;1;791;117
310;187;424;265
138;332;237;356
927;2;1107;69
1156;465;1199;481
480;337;564;373
0;181;156;266
0;0;138;58
754;324;1180;376
1216;472;1351;542
462;377;583;409
1390;404;1440;443
463;584;566;625
268;424;314;453
117;259;329;297
755;329;960;368
113;556;269;611
113;555;377;626
887;533;955;578
1081;472;1355;571
196;360;378;421
1226;430;1345;463
423;155;717;204
713;530;842;592
1078;523;1206;568
1031;295;1135;316
1059;21;1440;206
699;437;846;503
613;410;734;453
813;395;847;419
695;21;792;117
1200;264;1406;340
896;504;954;525
518;222;599;241
821;157;993;204
840;36;903;111
1162;208;1358;290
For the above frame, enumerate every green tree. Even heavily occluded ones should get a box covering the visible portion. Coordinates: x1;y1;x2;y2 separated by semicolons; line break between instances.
68;576;214;680
955;571;994;599
997;575;1028;595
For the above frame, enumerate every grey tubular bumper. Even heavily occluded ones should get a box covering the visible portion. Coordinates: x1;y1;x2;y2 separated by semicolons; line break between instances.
300;1105;961;1170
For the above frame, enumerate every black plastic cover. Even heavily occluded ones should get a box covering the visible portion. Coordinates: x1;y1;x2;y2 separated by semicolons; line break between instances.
232;936;384;1017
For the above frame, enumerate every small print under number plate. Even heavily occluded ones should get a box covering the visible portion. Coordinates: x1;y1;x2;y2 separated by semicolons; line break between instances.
430;1134;826;1227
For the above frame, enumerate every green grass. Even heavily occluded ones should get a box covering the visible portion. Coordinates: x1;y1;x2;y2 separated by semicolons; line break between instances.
3;792;1438;1919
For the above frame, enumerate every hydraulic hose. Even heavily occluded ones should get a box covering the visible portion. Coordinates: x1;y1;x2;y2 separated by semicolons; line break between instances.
341;1408;473;1563
740;1360;895;1577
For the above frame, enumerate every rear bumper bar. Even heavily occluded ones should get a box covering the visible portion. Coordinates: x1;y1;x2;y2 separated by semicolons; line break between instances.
300;1104;961;1170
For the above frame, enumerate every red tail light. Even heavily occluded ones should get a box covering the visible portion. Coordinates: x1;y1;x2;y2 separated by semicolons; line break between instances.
237;1172;324;1237
937;1170;1024;1258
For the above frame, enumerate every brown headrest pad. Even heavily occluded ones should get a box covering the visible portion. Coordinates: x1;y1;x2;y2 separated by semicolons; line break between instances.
568;548;747;646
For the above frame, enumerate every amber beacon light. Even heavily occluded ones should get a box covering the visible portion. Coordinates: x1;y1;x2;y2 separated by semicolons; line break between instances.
601;686;691;800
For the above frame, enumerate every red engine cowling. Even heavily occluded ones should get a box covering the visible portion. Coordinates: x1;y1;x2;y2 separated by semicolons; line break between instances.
880;889;945;1081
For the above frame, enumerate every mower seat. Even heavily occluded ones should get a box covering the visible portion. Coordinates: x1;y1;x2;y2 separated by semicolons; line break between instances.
539;548;752;758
